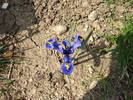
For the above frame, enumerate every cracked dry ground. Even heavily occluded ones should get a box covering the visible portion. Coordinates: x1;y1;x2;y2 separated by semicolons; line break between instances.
0;0;132;100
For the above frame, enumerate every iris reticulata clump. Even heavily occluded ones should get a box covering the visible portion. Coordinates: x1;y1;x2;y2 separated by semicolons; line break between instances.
45;34;84;75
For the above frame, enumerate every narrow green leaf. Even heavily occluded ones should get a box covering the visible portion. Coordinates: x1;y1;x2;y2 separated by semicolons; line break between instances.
69;20;77;42
0;46;5;50
4;79;14;85
0;89;6;94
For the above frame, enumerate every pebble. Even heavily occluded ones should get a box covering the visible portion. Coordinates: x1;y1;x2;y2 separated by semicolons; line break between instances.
64;75;69;83
92;21;101;30
114;21;124;29
28;78;33;82
88;11;97;21
54;92;59;97
30;88;36;95
83;24;89;32
82;1;89;7
52;25;67;35
89;36;94;42
88;65;94;74
103;67;110;78
1;3;9;9
89;80;98;90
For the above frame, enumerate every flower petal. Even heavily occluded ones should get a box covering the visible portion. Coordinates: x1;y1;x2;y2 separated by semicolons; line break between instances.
74;33;80;42
73;42;82;49
61;62;74;75
62;46;74;55
62;40;70;47
45;38;56;49
72;33;84;49
45;38;64;53
68;46;74;54
56;45;64;54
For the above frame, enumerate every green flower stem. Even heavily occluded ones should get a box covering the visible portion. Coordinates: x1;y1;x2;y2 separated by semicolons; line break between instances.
69;20;77;43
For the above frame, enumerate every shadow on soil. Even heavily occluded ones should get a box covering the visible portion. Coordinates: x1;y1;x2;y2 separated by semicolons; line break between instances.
74;42;107;67
73;40;121;99
79;35;133;100
81;54;121;100
0;0;39;99
0;0;38;44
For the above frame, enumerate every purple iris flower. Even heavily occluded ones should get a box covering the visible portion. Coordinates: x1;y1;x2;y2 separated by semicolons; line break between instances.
45;33;83;75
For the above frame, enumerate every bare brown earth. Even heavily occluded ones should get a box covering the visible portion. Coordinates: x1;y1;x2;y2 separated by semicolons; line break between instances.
0;0;132;100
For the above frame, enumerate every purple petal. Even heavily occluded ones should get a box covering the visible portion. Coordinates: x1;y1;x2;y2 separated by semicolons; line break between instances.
61;62;74;75
72;33;83;49
62;40;70;47
45;38;64;54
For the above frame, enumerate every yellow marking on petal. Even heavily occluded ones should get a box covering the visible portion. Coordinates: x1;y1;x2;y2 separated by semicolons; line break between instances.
70;55;73;57
80;38;83;41
47;42;52;45
65;63;70;70
79;37;84;41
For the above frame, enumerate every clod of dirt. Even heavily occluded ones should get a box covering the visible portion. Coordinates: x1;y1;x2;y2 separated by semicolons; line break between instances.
88;11;98;21
51;25;67;35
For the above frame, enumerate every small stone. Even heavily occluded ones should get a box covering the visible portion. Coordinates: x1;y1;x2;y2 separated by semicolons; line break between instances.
103;67;110;78
52;25;67;35
99;16;104;22
89;36;94;42
82;1;89;7
9;45;14;51
88;65;94;74
71;79;75;85
114;21;124;29
1;3;9;9
117;6;126;13
30;88;36;95
92;21;101;30
64;75;69;83
88;11;97;21
54;92;59;97
110;4;115;9
28;78;33;82
89;80;98;90
83;24;89;32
